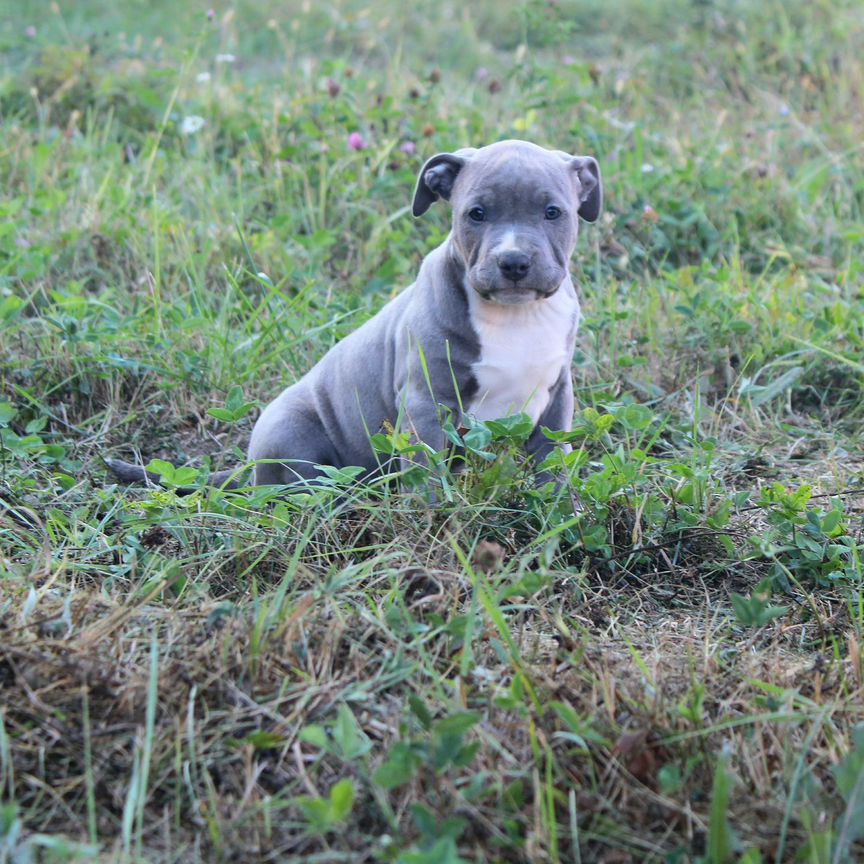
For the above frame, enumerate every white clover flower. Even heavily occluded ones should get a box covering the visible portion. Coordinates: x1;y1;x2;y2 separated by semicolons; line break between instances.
180;115;206;135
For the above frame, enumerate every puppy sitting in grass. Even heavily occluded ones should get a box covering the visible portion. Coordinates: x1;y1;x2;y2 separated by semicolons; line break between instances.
108;139;601;490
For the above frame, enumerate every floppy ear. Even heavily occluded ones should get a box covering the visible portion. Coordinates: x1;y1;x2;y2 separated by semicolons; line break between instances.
570;155;602;223
412;152;469;217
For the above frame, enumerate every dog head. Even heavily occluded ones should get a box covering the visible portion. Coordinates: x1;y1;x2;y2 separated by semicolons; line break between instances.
412;140;601;305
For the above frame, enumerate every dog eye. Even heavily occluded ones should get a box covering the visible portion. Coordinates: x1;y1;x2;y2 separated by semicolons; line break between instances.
544;205;562;220
467;206;486;223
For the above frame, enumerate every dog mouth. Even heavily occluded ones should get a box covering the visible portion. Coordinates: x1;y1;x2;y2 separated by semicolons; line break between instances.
481;288;545;305
472;281;560;305
468;262;564;304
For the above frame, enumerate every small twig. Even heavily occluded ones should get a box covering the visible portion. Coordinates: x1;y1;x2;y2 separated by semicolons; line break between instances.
292;741;320;797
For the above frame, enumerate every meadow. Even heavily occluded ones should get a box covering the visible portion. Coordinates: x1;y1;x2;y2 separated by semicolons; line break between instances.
1;0;863;861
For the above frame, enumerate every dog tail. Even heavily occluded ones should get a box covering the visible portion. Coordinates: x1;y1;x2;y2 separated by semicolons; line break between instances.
104;458;161;484
103;458;244;491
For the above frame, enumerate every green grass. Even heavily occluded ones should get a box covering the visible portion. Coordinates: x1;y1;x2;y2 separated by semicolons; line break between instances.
1;0;864;861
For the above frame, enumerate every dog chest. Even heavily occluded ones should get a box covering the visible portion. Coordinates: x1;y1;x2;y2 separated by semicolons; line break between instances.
465;287;578;424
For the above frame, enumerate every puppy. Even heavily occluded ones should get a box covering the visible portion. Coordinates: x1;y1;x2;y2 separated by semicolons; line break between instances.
107;139;601;489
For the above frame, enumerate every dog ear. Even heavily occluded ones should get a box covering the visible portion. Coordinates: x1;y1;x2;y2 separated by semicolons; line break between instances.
570;155;602;223
412;152;469;217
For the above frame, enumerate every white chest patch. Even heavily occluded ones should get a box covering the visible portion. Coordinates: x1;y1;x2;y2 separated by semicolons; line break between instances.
465;285;579;425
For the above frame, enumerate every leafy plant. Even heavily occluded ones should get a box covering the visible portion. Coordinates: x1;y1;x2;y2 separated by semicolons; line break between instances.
145;459;200;489
207;385;257;424
294;779;355;835
397;836;470;864
374;709;480;789
300;703;373;762
753;484;862;589
730;578;789;627
0;401;70;470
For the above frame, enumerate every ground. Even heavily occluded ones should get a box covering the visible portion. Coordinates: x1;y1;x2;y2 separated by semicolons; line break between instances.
1;1;863;862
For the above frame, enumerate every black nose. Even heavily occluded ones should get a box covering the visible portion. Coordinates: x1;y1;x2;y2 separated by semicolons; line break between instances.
497;251;531;282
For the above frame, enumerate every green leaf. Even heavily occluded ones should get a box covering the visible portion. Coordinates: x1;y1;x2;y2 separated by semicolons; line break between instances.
410;803;438;838
820;509;842;534
374;742;418;789
540;425;582;442
0;401;16;425
677;684;705;725
398;837;470;864
207;407;236;422
328;778;354;822
614;403;655;430
441;421;465;449
0;802;21;840
485;413;534;442
452;741;481;768
0;295;24;321
371;431;412;454
408;694;433;731
500;570;552;599
295;796;330;832
462;424;494;459
731;579;788;628
54;472;76;491
41;443;67;462
208;385;256;423
242;731;285;750
728;319;753;335
433;712;479;736
298;725;329;750
25;415;47;434
172;467;199;486
146;459;176;481
317;464;366;484
730;592;754;625
225;385;245;412
144;459;198;488
333;703;371;760
432;733;463;771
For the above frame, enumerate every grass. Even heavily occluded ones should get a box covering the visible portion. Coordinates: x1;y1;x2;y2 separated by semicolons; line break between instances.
1;0;863;860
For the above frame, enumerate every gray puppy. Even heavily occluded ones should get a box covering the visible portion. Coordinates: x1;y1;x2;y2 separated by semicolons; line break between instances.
108;139;601;488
